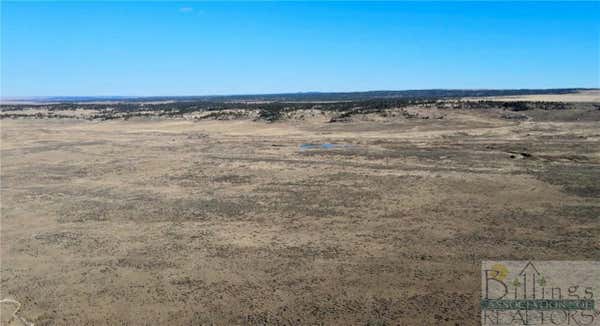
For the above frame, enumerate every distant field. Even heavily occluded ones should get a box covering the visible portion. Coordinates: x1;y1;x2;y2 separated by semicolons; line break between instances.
463;90;600;102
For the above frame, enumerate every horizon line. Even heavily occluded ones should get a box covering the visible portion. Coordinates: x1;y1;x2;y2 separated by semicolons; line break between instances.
2;87;598;100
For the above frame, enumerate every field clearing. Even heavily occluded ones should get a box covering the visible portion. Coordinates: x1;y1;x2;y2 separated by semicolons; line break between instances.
1;105;600;325
463;90;600;103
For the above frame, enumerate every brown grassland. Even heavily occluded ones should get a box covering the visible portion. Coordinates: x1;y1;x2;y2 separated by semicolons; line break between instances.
1;96;599;325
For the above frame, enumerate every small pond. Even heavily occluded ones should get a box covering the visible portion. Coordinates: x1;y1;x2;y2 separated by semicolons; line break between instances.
299;143;352;151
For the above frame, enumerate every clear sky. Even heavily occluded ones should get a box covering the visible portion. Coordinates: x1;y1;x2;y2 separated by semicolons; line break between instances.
1;1;598;96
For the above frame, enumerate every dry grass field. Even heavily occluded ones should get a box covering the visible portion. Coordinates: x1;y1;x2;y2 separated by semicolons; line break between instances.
1;103;599;325
463;90;600;103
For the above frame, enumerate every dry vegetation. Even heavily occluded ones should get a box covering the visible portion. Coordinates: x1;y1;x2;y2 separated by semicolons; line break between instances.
1;96;599;325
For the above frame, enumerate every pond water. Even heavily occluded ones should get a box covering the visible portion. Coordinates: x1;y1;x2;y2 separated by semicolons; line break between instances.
299;143;352;151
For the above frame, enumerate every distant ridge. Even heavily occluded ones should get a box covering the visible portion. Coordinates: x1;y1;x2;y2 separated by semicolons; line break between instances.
2;88;597;104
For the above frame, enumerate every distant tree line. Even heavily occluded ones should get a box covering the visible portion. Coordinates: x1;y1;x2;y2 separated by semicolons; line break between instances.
1;99;588;122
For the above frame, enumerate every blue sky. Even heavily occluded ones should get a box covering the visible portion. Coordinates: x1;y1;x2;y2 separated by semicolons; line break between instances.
1;1;598;96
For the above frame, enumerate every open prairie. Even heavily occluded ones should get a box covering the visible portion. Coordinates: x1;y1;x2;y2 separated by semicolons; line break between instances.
1;103;600;325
